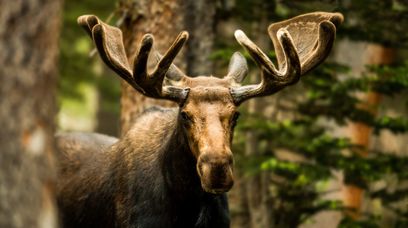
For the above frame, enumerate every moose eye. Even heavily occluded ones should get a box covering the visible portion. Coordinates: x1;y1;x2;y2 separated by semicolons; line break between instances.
180;111;192;123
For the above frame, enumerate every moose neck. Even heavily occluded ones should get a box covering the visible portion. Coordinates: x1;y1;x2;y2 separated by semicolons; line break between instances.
162;111;202;197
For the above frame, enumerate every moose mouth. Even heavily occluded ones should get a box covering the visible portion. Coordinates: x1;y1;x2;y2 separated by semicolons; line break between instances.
201;183;234;194
198;163;234;194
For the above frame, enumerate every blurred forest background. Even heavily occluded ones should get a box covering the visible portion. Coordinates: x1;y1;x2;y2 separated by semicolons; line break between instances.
1;0;408;227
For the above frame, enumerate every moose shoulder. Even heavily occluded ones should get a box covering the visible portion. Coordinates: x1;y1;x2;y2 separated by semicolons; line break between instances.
56;107;229;228
56;12;343;228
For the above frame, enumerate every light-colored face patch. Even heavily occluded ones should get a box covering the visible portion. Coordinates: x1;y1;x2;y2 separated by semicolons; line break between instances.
178;80;239;193
180;86;237;158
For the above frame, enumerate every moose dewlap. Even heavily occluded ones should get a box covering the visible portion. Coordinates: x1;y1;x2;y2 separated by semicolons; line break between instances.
56;12;343;228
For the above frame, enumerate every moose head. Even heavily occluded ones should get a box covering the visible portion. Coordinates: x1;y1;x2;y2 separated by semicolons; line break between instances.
78;12;343;194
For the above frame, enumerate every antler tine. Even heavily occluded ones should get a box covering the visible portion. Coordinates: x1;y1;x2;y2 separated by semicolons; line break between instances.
78;15;98;38
299;21;336;74
91;24;140;89
154;31;188;80
151;51;186;82
156;32;190;101
234;30;278;75
268;12;343;75
78;15;145;94
231;12;343;105
133;34;154;86
132;31;190;102
78;15;190;103
231;29;301;104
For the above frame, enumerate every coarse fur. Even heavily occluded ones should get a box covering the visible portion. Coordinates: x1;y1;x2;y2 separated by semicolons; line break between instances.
56;106;230;228
58;12;342;228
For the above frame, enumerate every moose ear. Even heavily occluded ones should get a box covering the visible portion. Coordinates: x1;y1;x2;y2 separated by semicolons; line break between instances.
225;52;248;84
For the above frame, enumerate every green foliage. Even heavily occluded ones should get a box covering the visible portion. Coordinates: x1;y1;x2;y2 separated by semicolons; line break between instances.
338;215;380;228
60;0;116;99
59;0;120;130
216;2;408;225
300;63;408;134
232;61;408;226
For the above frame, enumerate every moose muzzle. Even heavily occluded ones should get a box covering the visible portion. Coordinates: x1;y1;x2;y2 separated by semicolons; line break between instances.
197;153;234;194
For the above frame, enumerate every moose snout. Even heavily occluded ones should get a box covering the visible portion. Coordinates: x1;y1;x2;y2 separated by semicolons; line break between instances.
197;153;234;194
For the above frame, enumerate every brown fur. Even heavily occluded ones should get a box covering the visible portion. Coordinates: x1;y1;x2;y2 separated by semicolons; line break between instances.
60;12;342;228
180;84;237;193
56;78;238;227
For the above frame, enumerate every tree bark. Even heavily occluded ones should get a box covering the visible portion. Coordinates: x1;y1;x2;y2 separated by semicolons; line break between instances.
342;44;395;219
0;0;62;227
184;0;216;76
333;40;396;219
117;0;216;135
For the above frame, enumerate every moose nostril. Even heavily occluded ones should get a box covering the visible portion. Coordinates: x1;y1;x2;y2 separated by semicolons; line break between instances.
211;164;228;179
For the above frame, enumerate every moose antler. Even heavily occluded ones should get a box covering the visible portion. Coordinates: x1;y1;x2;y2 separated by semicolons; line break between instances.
231;12;344;104
77;15;190;102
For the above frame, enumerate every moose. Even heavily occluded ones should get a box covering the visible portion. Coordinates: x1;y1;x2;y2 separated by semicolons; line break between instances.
56;12;343;227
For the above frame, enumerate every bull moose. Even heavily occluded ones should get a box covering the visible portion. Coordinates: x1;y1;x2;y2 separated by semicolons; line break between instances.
56;12;343;228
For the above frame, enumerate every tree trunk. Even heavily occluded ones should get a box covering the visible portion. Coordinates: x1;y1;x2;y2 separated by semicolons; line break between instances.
333;40;396;219
117;0;215;135
184;0;215;76
343;44;395;219
0;0;62;227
